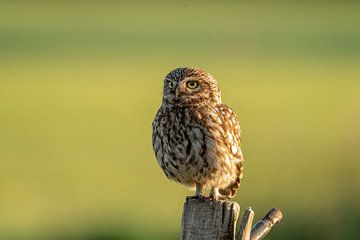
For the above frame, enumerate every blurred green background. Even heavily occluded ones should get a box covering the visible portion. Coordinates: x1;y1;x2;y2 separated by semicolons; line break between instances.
0;1;359;239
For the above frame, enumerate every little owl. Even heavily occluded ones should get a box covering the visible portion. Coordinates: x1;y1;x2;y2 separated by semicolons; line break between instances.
152;67;244;199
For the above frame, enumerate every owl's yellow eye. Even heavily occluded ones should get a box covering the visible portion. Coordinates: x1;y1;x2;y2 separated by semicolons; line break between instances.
186;81;199;89
168;81;174;89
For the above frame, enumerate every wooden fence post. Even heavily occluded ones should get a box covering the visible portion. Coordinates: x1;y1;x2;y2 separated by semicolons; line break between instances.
181;197;240;240
181;197;283;240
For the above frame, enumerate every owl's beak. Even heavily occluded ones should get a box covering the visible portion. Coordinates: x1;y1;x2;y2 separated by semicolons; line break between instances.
175;86;180;98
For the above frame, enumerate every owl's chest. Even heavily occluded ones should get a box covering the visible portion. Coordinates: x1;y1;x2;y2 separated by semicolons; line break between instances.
166;111;197;154
154;107;206;162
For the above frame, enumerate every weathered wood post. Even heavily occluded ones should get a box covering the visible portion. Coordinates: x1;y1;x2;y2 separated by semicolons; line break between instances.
181;197;240;240
181;197;283;240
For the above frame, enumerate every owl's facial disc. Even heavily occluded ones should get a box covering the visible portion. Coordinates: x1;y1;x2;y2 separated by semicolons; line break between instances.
162;67;222;106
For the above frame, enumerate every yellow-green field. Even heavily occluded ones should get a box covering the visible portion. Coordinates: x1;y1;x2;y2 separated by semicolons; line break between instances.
0;1;359;239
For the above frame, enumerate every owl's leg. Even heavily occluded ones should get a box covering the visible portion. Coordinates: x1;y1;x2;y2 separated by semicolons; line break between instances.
209;186;220;200
195;183;204;197
187;184;204;200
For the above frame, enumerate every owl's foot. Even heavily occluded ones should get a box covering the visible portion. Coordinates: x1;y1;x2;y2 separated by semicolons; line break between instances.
218;195;231;201
187;195;206;201
207;194;230;201
208;187;230;201
209;187;220;200
187;183;205;200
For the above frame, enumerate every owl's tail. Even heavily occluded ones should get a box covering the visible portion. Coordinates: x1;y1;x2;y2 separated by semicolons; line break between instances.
219;161;243;198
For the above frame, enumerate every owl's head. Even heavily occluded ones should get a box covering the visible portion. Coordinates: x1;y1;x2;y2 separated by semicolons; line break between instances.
162;67;221;106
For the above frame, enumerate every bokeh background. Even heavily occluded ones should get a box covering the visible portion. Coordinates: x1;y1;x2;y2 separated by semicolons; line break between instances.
1;1;360;239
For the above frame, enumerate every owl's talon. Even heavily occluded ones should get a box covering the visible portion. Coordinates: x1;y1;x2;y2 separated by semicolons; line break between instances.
208;196;218;201
218;195;230;201
187;195;205;200
207;195;229;201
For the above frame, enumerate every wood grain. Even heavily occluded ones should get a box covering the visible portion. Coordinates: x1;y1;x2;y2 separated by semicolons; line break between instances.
181;197;240;240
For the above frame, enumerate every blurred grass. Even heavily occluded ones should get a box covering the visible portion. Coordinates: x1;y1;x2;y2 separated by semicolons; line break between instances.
0;1;360;239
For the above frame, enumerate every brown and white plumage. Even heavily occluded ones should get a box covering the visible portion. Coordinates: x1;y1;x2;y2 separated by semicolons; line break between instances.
152;67;244;199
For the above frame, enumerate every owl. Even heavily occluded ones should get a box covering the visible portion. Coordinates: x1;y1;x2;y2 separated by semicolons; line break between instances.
152;67;244;199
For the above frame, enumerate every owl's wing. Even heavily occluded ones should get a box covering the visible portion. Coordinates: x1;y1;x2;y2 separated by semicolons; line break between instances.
218;104;242;159
217;104;244;197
